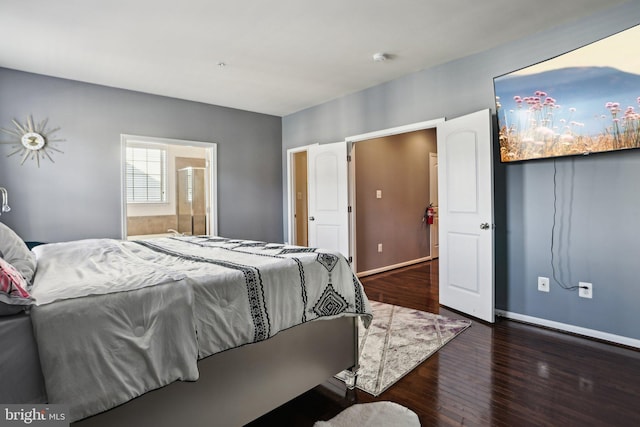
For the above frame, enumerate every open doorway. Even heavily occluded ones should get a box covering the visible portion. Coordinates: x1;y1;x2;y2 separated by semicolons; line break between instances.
286;118;443;276
345;118;443;276
292;150;308;246
351;129;437;277
121;134;217;240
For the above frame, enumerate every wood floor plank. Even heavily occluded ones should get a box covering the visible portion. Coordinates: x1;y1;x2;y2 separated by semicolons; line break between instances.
248;261;640;426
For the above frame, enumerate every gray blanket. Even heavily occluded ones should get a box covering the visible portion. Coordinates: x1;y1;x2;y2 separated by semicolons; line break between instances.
30;236;372;422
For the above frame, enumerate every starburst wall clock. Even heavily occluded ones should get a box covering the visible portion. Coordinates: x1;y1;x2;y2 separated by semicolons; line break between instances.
0;115;65;167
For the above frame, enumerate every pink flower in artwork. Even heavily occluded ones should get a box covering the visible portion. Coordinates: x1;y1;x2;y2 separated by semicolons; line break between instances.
606;102;621;115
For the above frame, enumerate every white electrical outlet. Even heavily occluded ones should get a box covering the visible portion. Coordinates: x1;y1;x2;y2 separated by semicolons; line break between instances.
377;243;383;253
538;276;550;292
579;282;593;299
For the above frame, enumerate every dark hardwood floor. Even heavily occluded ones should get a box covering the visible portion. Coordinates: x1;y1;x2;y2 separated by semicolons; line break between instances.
248;261;640;426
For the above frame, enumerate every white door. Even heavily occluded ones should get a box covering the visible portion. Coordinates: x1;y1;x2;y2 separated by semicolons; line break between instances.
437;109;494;322
307;141;349;258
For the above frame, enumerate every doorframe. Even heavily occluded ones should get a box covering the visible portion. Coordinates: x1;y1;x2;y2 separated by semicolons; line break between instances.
345;118;444;273
120;134;218;239
429;152;439;259
286;144;317;245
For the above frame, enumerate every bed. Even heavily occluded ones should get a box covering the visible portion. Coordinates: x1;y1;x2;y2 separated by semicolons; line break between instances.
0;223;372;426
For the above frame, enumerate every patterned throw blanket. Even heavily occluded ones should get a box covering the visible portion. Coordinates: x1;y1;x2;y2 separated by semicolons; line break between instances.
132;236;372;357
30;236;372;421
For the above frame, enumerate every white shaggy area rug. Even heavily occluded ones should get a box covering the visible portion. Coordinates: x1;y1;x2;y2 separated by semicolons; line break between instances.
314;402;420;427
336;301;471;395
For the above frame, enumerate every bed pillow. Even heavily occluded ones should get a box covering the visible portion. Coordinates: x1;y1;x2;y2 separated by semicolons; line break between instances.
0;257;33;315
0;222;36;284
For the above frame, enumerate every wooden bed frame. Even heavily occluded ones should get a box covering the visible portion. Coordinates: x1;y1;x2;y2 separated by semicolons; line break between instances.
73;316;359;427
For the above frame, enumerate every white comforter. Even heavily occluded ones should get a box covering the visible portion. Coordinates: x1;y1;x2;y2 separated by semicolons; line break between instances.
30;236;372;422
31;239;187;305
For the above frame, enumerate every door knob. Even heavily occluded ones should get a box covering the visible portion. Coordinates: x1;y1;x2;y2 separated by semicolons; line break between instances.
309;216;315;221
480;223;490;230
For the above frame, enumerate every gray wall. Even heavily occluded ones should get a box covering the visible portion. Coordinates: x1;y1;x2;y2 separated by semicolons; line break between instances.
0;69;283;243
283;3;640;340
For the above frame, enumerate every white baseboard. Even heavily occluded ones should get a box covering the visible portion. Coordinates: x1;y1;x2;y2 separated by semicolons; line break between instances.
495;309;640;349
357;256;431;278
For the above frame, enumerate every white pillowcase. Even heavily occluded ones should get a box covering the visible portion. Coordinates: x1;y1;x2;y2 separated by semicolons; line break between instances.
0;222;36;284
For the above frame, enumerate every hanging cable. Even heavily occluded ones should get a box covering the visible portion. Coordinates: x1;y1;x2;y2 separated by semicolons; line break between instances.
550;160;580;291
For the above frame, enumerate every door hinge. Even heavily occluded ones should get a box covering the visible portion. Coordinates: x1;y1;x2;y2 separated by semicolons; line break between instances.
348;256;353;264
347;155;352;162
348;206;352;213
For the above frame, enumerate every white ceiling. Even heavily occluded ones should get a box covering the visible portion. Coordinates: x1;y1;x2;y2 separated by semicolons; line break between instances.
0;1;629;117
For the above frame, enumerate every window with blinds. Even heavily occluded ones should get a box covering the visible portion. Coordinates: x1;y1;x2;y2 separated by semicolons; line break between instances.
126;146;167;203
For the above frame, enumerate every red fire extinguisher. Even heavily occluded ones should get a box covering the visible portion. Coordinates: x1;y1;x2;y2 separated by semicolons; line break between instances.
425;205;435;225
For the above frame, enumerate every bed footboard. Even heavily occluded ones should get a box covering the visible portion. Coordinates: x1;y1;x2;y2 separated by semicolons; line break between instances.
73;316;358;427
